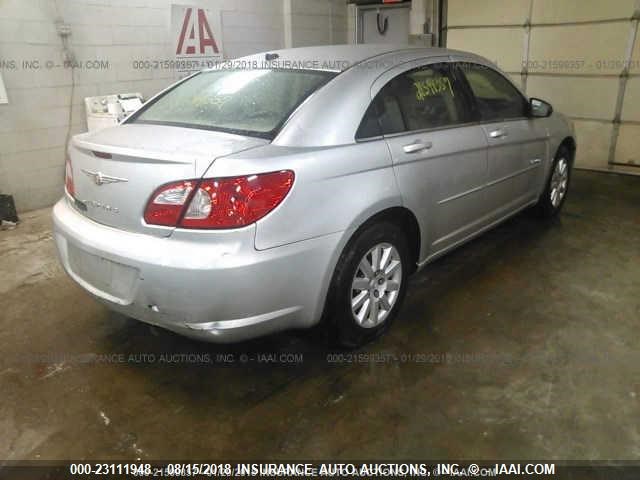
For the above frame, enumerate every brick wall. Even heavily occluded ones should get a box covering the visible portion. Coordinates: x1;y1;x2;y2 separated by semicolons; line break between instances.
0;0;346;212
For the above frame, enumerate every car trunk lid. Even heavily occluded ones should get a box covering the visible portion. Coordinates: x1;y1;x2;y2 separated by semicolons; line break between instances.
69;124;268;236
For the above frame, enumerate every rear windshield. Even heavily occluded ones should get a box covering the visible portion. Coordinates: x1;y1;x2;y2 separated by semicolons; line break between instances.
129;69;335;139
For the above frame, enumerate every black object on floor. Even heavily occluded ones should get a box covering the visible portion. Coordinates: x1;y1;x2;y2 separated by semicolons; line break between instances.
0;194;19;223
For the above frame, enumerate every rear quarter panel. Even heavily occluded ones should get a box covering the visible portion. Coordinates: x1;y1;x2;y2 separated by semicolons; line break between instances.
203;141;401;251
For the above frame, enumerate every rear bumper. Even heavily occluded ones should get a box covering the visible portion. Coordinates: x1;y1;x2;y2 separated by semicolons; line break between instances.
52;197;341;342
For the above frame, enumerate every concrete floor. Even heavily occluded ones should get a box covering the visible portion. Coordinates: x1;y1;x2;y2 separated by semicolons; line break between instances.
1;170;639;461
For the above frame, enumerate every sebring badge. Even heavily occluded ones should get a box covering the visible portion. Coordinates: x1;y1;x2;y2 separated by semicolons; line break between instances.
82;199;119;214
81;169;128;186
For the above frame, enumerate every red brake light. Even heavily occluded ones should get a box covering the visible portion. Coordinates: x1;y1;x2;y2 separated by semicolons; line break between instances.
143;180;197;227
65;155;75;197
144;171;294;229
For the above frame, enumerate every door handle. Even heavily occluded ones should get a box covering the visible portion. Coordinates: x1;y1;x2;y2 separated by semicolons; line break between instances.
529;158;542;165
403;141;432;154
489;129;507;139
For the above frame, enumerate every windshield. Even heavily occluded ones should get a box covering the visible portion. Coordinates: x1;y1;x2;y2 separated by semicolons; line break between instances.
129;69;335;139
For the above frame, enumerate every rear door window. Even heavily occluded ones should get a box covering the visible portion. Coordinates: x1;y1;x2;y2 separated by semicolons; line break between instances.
357;63;468;139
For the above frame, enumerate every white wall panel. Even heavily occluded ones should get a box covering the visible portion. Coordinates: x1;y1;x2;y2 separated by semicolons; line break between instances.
447;28;524;72
528;24;629;75
531;0;636;24
632;32;640;74
572;120;613;170
526;76;618;120
447;0;529;26
615;125;640;166
620;77;640;122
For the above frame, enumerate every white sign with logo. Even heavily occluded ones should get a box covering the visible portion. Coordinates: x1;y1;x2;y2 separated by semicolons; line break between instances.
171;5;224;74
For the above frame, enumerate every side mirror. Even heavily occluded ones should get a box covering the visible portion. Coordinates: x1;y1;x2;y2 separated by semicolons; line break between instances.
529;97;553;118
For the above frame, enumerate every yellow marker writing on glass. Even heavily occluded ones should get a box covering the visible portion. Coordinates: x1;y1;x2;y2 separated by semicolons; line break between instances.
414;77;454;101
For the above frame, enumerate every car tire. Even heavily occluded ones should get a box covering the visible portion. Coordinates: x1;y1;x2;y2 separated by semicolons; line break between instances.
325;221;410;348
531;145;572;218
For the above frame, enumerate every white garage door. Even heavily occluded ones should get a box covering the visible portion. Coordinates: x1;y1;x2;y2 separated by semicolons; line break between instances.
444;0;640;174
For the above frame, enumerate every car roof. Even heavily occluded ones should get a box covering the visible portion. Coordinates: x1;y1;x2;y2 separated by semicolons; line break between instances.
210;45;503;148
227;44;485;73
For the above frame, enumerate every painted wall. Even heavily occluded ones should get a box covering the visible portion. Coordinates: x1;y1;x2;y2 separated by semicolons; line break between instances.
0;0;346;212
446;0;640;175
286;0;347;48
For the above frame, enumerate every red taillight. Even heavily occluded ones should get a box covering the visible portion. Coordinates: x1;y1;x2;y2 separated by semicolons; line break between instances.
143;180;198;227
65;155;75;197
144;171;294;229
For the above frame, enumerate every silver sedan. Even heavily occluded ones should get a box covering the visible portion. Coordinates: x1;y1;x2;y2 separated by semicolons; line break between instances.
53;45;575;347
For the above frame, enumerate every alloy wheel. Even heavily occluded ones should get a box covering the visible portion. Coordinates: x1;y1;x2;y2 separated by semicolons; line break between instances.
350;242;403;328
550;157;569;208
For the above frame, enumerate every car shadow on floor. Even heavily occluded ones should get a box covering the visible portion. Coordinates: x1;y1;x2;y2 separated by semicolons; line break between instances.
95;208;562;411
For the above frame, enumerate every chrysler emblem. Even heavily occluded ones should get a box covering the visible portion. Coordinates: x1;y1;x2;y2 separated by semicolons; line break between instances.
81;169;128;186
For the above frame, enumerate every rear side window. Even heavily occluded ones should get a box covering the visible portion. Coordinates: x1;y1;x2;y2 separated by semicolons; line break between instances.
356;63;466;139
457;63;527;121
355;99;384;139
